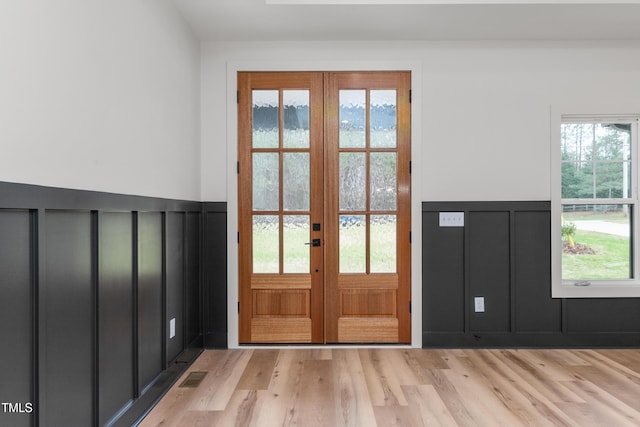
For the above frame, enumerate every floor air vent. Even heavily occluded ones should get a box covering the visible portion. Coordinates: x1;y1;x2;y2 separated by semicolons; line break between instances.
178;371;207;388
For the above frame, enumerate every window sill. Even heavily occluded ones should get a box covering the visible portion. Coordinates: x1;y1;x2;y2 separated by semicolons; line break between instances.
552;281;640;298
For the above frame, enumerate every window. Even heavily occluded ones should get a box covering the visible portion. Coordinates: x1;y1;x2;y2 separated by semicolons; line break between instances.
552;112;640;297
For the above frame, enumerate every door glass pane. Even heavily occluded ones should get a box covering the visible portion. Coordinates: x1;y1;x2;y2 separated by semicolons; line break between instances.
283;153;309;211
253;215;279;273
561;204;631;280
370;153;397;211
340;152;366;211
283;215;310;273
339;215;366;273
283;90;309;148
371;215;396;273
339;90;366;148
370;90;397;148
253;153;279;211
252;90;279;148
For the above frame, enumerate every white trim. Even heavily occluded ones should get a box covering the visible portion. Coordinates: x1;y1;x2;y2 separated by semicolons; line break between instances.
226;60;423;348
551;104;640;298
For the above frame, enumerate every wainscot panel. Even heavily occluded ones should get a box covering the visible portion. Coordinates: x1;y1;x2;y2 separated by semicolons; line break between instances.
422;201;640;348
99;212;134;426
186;212;202;347
166;212;185;362
0;209;33;427
468;211;511;333
0;181;207;427
41;210;94;426
422;211;464;333
137;212;164;394
203;203;228;349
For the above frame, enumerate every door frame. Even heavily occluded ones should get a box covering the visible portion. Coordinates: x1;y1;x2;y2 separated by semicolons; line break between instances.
225;60;423;348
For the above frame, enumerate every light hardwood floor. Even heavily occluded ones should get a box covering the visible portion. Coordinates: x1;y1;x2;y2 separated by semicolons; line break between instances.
139;348;640;426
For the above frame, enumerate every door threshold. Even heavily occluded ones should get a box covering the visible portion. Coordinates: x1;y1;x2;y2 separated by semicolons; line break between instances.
234;344;413;350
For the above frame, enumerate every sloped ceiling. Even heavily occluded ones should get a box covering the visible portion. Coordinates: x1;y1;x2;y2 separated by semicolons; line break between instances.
173;0;640;41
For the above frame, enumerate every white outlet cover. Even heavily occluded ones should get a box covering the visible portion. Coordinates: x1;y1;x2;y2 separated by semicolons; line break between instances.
474;297;485;313
170;318;176;339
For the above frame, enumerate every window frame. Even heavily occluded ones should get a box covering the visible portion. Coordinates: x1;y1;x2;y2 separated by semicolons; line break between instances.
552;107;640;298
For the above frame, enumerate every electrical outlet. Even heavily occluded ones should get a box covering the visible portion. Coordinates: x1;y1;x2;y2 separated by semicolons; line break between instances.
439;212;464;227
474;297;485;313
170;318;176;339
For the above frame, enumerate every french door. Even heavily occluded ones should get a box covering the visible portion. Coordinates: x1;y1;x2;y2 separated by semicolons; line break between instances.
238;71;411;344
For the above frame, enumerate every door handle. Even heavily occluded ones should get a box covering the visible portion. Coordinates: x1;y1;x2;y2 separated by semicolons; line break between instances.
305;238;321;247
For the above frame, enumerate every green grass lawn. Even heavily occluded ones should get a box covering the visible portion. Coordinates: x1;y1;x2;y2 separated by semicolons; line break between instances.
562;230;631;280
252;219;397;274
563;211;629;223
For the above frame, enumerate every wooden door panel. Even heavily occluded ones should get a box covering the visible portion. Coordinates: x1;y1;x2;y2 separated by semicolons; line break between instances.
251;318;312;343
338;318;399;343
340;289;397;317
253;289;310;316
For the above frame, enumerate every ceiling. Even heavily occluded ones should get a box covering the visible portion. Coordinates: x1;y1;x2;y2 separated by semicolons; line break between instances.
173;0;640;41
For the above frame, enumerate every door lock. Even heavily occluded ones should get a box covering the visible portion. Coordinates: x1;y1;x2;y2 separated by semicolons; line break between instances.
305;238;321;247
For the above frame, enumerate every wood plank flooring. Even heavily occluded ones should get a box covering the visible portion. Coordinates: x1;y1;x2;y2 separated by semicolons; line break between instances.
139;348;640;426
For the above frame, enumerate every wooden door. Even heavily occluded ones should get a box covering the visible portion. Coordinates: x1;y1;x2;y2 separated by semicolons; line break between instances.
324;72;411;343
238;72;324;343
238;71;410;344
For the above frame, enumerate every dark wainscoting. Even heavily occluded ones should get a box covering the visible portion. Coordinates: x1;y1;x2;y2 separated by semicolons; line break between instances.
0;182;210;427
203;203;228;349
0;209;33;427
423;201;640;347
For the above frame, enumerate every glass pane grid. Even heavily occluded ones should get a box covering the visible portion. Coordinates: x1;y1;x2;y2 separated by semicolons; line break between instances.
338;88;399;274
561;121;633;201
252;88;312;275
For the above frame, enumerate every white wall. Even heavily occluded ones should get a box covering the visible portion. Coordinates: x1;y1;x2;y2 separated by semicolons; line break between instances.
0;0;201;200
201;40;640;202
201;40;640;347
